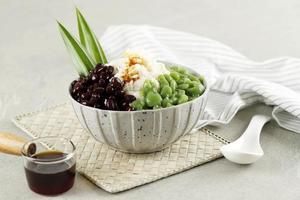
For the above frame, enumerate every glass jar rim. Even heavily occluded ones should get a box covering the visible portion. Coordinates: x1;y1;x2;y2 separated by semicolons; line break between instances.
21;136;76;164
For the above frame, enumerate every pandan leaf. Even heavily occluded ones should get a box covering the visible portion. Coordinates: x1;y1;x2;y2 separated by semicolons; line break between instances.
57;21;96;76
76;8;108;64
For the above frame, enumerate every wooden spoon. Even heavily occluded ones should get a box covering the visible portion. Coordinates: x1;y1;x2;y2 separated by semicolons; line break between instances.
0;132;29;156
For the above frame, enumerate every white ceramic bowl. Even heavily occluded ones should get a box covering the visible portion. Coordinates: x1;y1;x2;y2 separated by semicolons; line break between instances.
69;62;208;153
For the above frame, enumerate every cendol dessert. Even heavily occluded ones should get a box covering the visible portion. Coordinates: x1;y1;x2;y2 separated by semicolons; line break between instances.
59;9;205;111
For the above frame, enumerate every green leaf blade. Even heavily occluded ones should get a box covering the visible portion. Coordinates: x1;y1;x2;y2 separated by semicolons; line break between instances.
57;21;96;76
76;8;108;64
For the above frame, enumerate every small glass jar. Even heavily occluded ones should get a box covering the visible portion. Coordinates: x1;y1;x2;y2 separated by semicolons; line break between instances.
21;137;76;195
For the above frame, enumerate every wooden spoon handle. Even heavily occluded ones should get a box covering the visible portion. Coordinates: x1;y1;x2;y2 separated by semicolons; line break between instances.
0;132;27;156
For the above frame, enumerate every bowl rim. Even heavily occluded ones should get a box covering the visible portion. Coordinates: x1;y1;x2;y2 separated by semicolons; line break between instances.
68;60;209;113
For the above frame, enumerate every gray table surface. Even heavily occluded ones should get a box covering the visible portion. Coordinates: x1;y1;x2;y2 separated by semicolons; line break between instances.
1;0;300;199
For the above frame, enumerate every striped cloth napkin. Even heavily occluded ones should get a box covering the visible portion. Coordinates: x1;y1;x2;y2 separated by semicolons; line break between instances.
100;25;300;133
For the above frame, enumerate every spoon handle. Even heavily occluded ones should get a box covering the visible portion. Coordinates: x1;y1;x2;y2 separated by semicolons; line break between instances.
0;132;27;156
241;115;271;143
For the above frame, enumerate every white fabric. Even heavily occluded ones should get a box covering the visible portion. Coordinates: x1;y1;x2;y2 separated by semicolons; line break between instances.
101;25;300;133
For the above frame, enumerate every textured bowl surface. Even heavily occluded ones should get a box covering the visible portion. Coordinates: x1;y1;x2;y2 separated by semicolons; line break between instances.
70;62;208;153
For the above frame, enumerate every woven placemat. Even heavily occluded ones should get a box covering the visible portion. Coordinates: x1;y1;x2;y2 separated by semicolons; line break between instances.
13;104;228;193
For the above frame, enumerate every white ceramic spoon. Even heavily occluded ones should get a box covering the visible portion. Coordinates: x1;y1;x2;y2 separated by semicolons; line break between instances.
220;114;271;164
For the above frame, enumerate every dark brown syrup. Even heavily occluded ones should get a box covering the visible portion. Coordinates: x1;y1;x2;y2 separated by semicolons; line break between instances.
24;150;76;195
